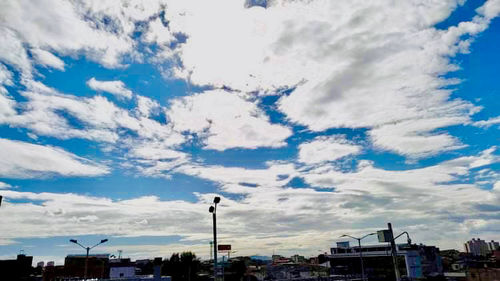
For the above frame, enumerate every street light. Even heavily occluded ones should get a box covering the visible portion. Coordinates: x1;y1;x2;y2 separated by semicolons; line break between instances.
209;196;221;281
70;238;108;280
340;233;376;281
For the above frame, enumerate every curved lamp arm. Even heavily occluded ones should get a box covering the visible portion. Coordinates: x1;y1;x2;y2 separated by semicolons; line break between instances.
393;231;411;244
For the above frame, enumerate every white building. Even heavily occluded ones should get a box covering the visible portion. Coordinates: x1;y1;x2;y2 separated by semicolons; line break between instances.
109;258;135;279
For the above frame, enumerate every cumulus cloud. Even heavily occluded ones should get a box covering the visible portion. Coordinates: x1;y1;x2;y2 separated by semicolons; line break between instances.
3;81;184;145
0;81;187;178
153;0;500;157
0;27;32;75
0;0;136;69
87;77;133;99
136;95;160;117
0;0;499;259
142;17;176;46
0;138;109;178
298;135;361;164
166;90;292;150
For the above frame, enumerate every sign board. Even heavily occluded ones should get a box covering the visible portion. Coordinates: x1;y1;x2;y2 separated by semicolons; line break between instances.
377;230;392;243
218;244;231;252
336;241;350;248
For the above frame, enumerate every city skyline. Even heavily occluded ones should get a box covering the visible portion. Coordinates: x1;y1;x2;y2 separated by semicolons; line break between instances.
1;0;500;265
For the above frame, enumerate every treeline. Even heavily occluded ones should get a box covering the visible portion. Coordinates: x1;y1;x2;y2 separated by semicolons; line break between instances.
160;251;248;281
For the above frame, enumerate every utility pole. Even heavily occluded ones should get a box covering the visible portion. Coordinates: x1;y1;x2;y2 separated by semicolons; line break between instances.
213;208;217;280
70;238;108;280
388;223;401;281
340;233;375;281
209;197;221;281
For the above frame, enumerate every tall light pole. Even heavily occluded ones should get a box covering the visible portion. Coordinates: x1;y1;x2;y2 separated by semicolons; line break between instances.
387;223;412;281
340;233;376;281
209;196;221;281
70;238;108;280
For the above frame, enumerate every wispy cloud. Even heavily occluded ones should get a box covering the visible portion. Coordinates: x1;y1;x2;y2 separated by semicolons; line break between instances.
0;138;109;178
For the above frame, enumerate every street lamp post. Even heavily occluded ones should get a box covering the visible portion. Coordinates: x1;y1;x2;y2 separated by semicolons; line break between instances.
69;238;108;280
209;196;221;281
340;233;376;281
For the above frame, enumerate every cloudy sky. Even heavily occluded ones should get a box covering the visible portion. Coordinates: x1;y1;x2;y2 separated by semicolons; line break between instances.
1;0;499;264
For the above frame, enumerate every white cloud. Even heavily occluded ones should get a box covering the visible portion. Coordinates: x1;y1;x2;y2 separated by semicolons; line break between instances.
0;182;12;189
155;0;499;157
166;90;292;150
176;162;297;193
136;95;160;117
369;117;467;158
3;81;184;146
31;48;65;70
474;116;500;128
2;149;499;257
87;77;133;99
0;27;31;75
142;17;175;45
298;136;361;164
0;138;109;178
0;64;16;120
0;0;136;69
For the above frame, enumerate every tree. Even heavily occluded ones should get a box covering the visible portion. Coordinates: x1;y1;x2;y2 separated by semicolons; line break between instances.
164;252;201;281
181;252;201;281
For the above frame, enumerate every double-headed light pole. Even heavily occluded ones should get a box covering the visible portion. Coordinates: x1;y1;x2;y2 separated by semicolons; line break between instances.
340;232;376;281
209;196;221;281
70;238;108;280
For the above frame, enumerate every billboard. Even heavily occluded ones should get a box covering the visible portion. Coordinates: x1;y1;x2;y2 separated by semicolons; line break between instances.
218;244;231;252
377;230;392;243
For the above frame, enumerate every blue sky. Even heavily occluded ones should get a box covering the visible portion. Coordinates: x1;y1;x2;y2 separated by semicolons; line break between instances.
0;0;499;264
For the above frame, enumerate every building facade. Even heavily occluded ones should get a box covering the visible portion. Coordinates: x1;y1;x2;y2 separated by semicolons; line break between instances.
465;238;492;256
329;243;442;280
487;240;500;252
110;258;136;279
64;254;110;279
0;254;33;281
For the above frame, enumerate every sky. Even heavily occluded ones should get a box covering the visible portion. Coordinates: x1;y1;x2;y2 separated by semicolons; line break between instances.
0;0;499;265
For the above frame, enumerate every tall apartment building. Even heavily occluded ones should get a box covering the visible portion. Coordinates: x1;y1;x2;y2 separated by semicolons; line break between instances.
464;238;491;256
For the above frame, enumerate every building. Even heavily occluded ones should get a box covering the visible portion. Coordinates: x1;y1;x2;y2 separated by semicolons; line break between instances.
110;258;136;279
265;264;329;280
465;238;491;256
0;254;33;281
64;253;110;279
328;242;442;280
487;240;500;252
291;254;306;263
